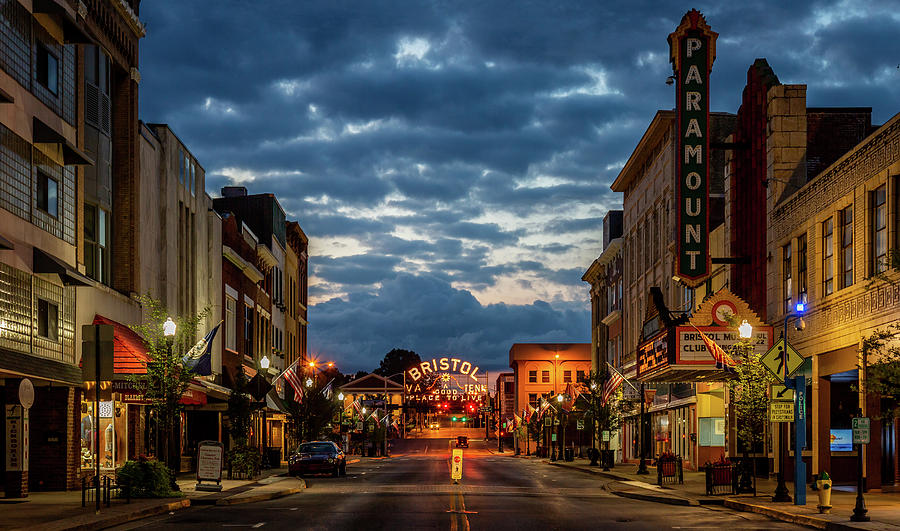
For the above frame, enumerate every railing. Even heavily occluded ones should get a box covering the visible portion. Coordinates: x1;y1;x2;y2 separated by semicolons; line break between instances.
657;455;684;486
81;475;130;507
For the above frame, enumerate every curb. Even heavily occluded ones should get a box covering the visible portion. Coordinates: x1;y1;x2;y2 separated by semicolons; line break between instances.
608;488;698;506
49;498;191;531
545;460;633;482
723;499;869;531
215;480;306;506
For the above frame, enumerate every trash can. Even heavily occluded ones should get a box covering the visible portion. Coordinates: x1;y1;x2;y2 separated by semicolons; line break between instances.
564;447;574;462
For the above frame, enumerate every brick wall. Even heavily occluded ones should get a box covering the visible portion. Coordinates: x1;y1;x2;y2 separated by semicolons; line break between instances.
111;71;140;295
26;386;72;491
806;109;872;179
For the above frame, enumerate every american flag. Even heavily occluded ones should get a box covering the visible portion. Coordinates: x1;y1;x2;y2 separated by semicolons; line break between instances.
601;371;623;406
280;359;305;400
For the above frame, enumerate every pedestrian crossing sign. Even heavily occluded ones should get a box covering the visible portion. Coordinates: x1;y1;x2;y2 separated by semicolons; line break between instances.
761;338;803;380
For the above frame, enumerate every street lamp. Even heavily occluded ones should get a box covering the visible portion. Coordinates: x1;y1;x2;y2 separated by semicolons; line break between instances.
160;317;176;472
163;317;176;338
260;354;270;370
739;320;753;339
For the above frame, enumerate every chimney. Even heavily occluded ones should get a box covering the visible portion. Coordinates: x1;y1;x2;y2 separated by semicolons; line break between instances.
222;186;248;197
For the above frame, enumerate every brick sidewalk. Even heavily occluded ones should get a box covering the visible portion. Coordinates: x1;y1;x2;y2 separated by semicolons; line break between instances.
544;457;900;530
0;467;302;531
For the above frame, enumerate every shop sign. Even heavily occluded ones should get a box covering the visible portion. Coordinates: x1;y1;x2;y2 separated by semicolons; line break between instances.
670;10;717;287
769;402;794;422
5;405;28;472
18;379;34;409
675;326;772;365
576;419;584;430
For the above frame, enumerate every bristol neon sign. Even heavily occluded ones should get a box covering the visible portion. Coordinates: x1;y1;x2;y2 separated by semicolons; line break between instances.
405;357;487;401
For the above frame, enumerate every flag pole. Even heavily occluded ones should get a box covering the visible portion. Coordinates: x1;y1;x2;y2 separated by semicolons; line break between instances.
606;361;639;392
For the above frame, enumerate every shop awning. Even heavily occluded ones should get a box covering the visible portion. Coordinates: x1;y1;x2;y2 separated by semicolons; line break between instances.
92;315;150;375
33;247;93;286
195;379;232;401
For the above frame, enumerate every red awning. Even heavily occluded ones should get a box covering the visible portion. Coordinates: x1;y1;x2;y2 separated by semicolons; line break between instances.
93;315;150;375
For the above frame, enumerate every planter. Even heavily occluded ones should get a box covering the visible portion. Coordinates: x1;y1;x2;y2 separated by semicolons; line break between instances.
704;463;736;496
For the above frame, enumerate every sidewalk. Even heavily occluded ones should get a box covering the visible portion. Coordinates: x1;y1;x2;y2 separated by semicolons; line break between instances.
0;467;304;531
541;457;900;530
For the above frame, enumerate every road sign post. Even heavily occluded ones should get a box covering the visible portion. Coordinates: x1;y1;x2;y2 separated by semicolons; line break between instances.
851;414;870;522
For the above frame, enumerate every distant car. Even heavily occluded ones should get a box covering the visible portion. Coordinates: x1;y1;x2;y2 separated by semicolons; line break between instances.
289;441;346;477
430;423;440;430
456;436;468;448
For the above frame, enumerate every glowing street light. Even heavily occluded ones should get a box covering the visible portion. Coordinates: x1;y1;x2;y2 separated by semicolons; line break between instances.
338;392;344;401
305;377;313;387
260;354;270;369
739;319;753;339
163;317;176;337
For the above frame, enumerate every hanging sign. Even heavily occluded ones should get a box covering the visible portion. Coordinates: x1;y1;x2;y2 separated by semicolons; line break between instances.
669;9;717;287
5;405;28;472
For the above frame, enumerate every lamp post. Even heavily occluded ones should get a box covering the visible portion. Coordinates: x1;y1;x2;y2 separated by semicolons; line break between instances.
773;305;805;503
637;381;649;475
161;318;176;491
259;354;271;469
557;393;565;461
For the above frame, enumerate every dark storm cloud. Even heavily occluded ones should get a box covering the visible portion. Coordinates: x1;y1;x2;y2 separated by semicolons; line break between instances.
310;274;589;372
139;1;900;371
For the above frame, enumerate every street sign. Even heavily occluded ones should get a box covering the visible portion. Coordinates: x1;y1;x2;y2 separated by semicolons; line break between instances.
601;430;610;442
81;324;114;381
451;449;463;481
576;420;584;430
551;433;557;442
761;338;804;380
769;402;794;422
544;417;551;427
479;406;491;413
852;417;870;444
770;383;794;402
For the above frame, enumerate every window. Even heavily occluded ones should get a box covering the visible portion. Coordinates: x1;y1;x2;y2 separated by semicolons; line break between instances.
528;393;538;408
37;171;58;218
37;299;58;341
528;370;537;383
797;234;807;304
577;370;586;383
541;370;550;383
36;44;58;94
84;204;109;284
841;206;853;288
874;186;887;274
179;151;186;184
782;243;792;314
190;162;196;196
244;305;253;355
563;370;572;383
225;296;236;351
823;218;834;295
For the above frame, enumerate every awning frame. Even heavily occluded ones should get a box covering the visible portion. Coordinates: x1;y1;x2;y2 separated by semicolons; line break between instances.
33;246;93;286
33;116;95;166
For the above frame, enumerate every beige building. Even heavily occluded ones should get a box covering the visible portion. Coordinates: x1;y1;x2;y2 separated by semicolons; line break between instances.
767;102;900;487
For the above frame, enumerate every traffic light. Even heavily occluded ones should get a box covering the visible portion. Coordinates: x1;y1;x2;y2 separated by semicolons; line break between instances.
467;403;475;412
462;417;467;422
451;416;457;422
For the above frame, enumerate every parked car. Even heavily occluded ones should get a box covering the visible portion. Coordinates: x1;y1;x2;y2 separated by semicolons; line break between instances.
456;436;468;448
289;441;346;477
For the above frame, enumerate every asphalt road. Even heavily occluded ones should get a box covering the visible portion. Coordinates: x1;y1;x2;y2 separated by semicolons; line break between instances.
116;435;803;530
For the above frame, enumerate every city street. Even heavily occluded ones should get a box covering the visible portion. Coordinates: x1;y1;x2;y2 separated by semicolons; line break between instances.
114;431;802;530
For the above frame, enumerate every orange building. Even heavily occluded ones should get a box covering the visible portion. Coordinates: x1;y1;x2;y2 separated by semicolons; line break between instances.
508;343;591;419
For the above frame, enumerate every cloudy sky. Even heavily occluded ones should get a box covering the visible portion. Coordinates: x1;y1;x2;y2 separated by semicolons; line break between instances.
138;1;900;374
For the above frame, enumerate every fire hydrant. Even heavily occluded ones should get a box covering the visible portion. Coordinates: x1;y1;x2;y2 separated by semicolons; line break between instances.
816;471;833;514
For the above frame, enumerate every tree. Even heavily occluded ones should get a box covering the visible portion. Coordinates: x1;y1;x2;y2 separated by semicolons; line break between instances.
225;372;260;477
285;377;342;444
128;294;209;479
727;339;773;456
860;323;900;419
580;370;628;458
375;348;420;381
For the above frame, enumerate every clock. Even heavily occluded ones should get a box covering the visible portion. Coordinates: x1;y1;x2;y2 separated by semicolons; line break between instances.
712;300;737;326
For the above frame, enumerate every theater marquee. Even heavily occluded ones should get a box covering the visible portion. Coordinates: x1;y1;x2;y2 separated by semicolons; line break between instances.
669;9;717;287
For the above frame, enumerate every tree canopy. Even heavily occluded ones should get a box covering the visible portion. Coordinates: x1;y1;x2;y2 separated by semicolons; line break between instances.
375;348;421;381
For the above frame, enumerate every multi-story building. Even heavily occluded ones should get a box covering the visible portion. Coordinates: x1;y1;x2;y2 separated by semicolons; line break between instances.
284;221;308;371
582;210;624;457
767;100;896;486
0;0;143;496
508;343;591;454
495;372;514;420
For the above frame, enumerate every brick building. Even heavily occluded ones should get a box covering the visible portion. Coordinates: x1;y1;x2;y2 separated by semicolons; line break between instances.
0;0;143;496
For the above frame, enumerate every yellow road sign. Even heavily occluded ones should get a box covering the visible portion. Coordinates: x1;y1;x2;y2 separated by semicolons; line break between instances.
769;402;794;422
761;338;803;380
451;449;463;481
770;383;794;402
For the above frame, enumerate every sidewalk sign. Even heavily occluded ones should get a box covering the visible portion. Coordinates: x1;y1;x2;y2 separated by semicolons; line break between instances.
195;440;224;492
769;402;794;422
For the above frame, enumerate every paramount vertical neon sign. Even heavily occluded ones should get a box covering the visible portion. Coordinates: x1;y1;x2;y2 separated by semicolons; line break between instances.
669;9;717;287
